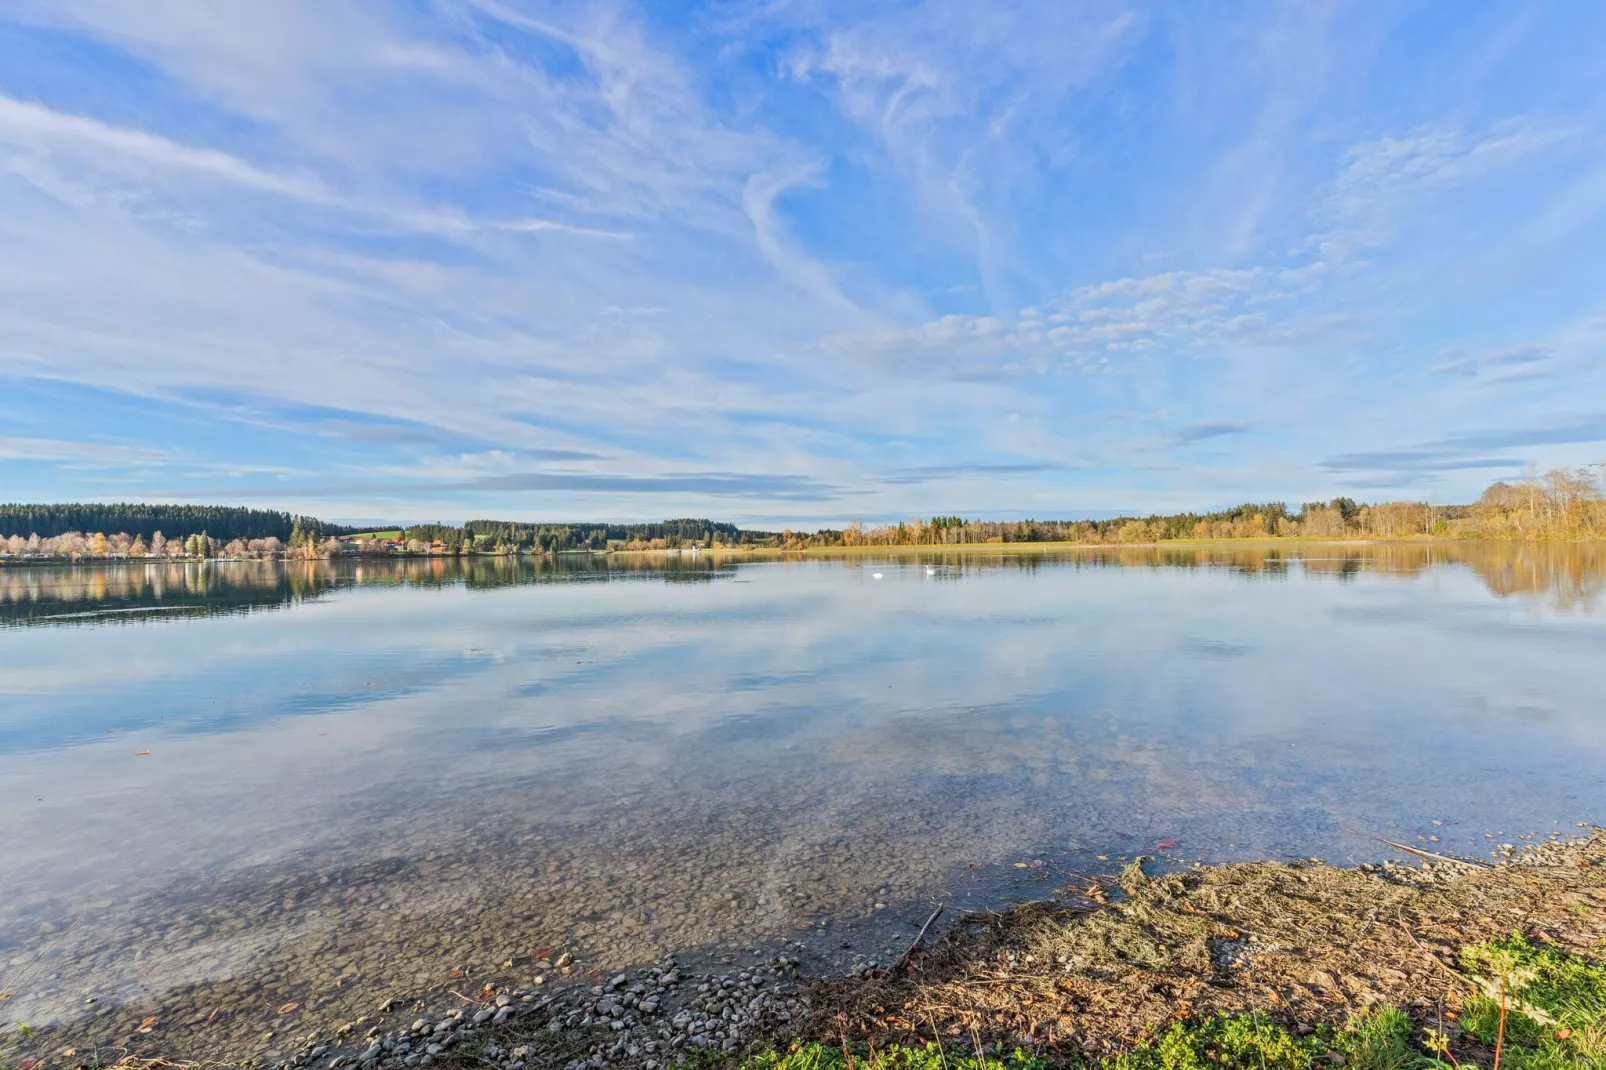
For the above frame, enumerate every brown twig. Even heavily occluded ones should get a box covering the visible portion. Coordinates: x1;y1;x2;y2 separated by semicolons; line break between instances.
927;1014;950;1070
896;904;947;971
449;989;489;1005
1377;838;1493;869
1494;975;1507;1070
1397;921;1475;988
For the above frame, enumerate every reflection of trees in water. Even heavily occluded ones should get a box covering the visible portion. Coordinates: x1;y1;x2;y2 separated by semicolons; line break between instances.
1465;543;1606;610
0;560;339;627
2;544;1599;628
0;555;739;627
861;543;1606;610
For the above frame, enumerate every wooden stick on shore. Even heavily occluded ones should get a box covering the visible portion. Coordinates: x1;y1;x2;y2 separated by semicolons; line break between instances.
895;903;946;971
1377;838;1493;869
1397;920;1476;989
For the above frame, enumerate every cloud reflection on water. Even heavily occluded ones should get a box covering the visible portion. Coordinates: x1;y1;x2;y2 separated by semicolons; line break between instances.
1;544;1603;1054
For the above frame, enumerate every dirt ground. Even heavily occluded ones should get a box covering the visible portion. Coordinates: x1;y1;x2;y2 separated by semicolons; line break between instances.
801;832;1606;1063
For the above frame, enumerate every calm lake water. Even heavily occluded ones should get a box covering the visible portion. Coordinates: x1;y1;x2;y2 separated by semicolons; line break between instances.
2;544;1603;1055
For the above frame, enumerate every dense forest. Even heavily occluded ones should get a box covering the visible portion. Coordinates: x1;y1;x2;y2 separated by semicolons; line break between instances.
398;518;772;552
1;467;1601;563
0;503;348;541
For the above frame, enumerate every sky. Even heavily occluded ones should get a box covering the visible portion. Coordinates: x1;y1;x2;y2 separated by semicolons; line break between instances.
1;1;1604;527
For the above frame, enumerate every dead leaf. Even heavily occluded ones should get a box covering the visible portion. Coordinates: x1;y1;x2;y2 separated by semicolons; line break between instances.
276;1001;300;1015
446;968;466;980
58;1048;78;1058
532;947;556;960
136;1016;159;1033
134;749;151;756
1156;837;1180;850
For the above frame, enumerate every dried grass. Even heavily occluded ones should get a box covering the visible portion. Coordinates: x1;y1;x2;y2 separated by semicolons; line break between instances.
802;833;1606;1060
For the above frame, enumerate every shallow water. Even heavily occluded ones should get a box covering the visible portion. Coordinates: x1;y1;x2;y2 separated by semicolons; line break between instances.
2;544;1603;1055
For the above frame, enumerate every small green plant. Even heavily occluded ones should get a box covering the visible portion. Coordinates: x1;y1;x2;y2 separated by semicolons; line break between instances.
1103;1008;1464;1070
1459;932;1606;1068
1421;1025;1459;1068
737;1042;1054;1070
1335;1006;1427;1070
1104;1012;1318;1070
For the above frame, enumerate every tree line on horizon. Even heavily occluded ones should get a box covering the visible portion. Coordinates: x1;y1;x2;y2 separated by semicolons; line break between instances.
779;466;1606;547
1;468;1601;562
0;503;351;542
396;518;773;553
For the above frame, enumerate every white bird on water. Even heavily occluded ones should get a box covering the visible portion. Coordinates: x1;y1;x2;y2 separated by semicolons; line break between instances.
926;567;936;575
872;572;884;579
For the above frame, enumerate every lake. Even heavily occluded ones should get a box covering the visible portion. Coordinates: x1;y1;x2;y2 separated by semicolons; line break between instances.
2;543;1603;1056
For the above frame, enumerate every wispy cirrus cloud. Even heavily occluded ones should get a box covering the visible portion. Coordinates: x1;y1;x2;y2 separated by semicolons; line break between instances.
1319;416;1606;485
180;469;847;504
0;434;173;465
0;94;326;199
1164;422;1252;446
1309;123;1579;263
874;461;1065;485
1319;450;1519;475
1;2;1604;519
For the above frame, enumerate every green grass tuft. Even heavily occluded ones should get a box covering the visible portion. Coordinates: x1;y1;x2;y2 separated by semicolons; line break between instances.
733;1041;1058;1070
731;1009;1491;1070
1334;1007;1430;1070
1458;932;1606;1067
1103;1012;1317;1070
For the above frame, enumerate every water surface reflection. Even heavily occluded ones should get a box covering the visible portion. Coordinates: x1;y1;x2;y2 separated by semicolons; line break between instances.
1;543;1602;1057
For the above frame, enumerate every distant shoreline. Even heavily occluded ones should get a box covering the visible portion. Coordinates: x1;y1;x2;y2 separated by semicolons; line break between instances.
7;472;1603;556
5;533;1604;570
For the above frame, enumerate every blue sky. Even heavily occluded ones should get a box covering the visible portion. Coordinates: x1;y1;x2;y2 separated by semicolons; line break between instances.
1;1;1604;526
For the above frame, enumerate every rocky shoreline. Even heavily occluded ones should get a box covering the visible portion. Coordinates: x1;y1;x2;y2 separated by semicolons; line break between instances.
218;952;816;1070
10;832;1604;1070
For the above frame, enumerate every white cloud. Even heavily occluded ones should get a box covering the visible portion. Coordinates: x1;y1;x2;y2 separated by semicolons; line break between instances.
0;3;1602;516
0;94;326;199
742;162;856;309
773;1;1138;300
0;434;171;465
1310;122;1576;262
498;218;636;239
